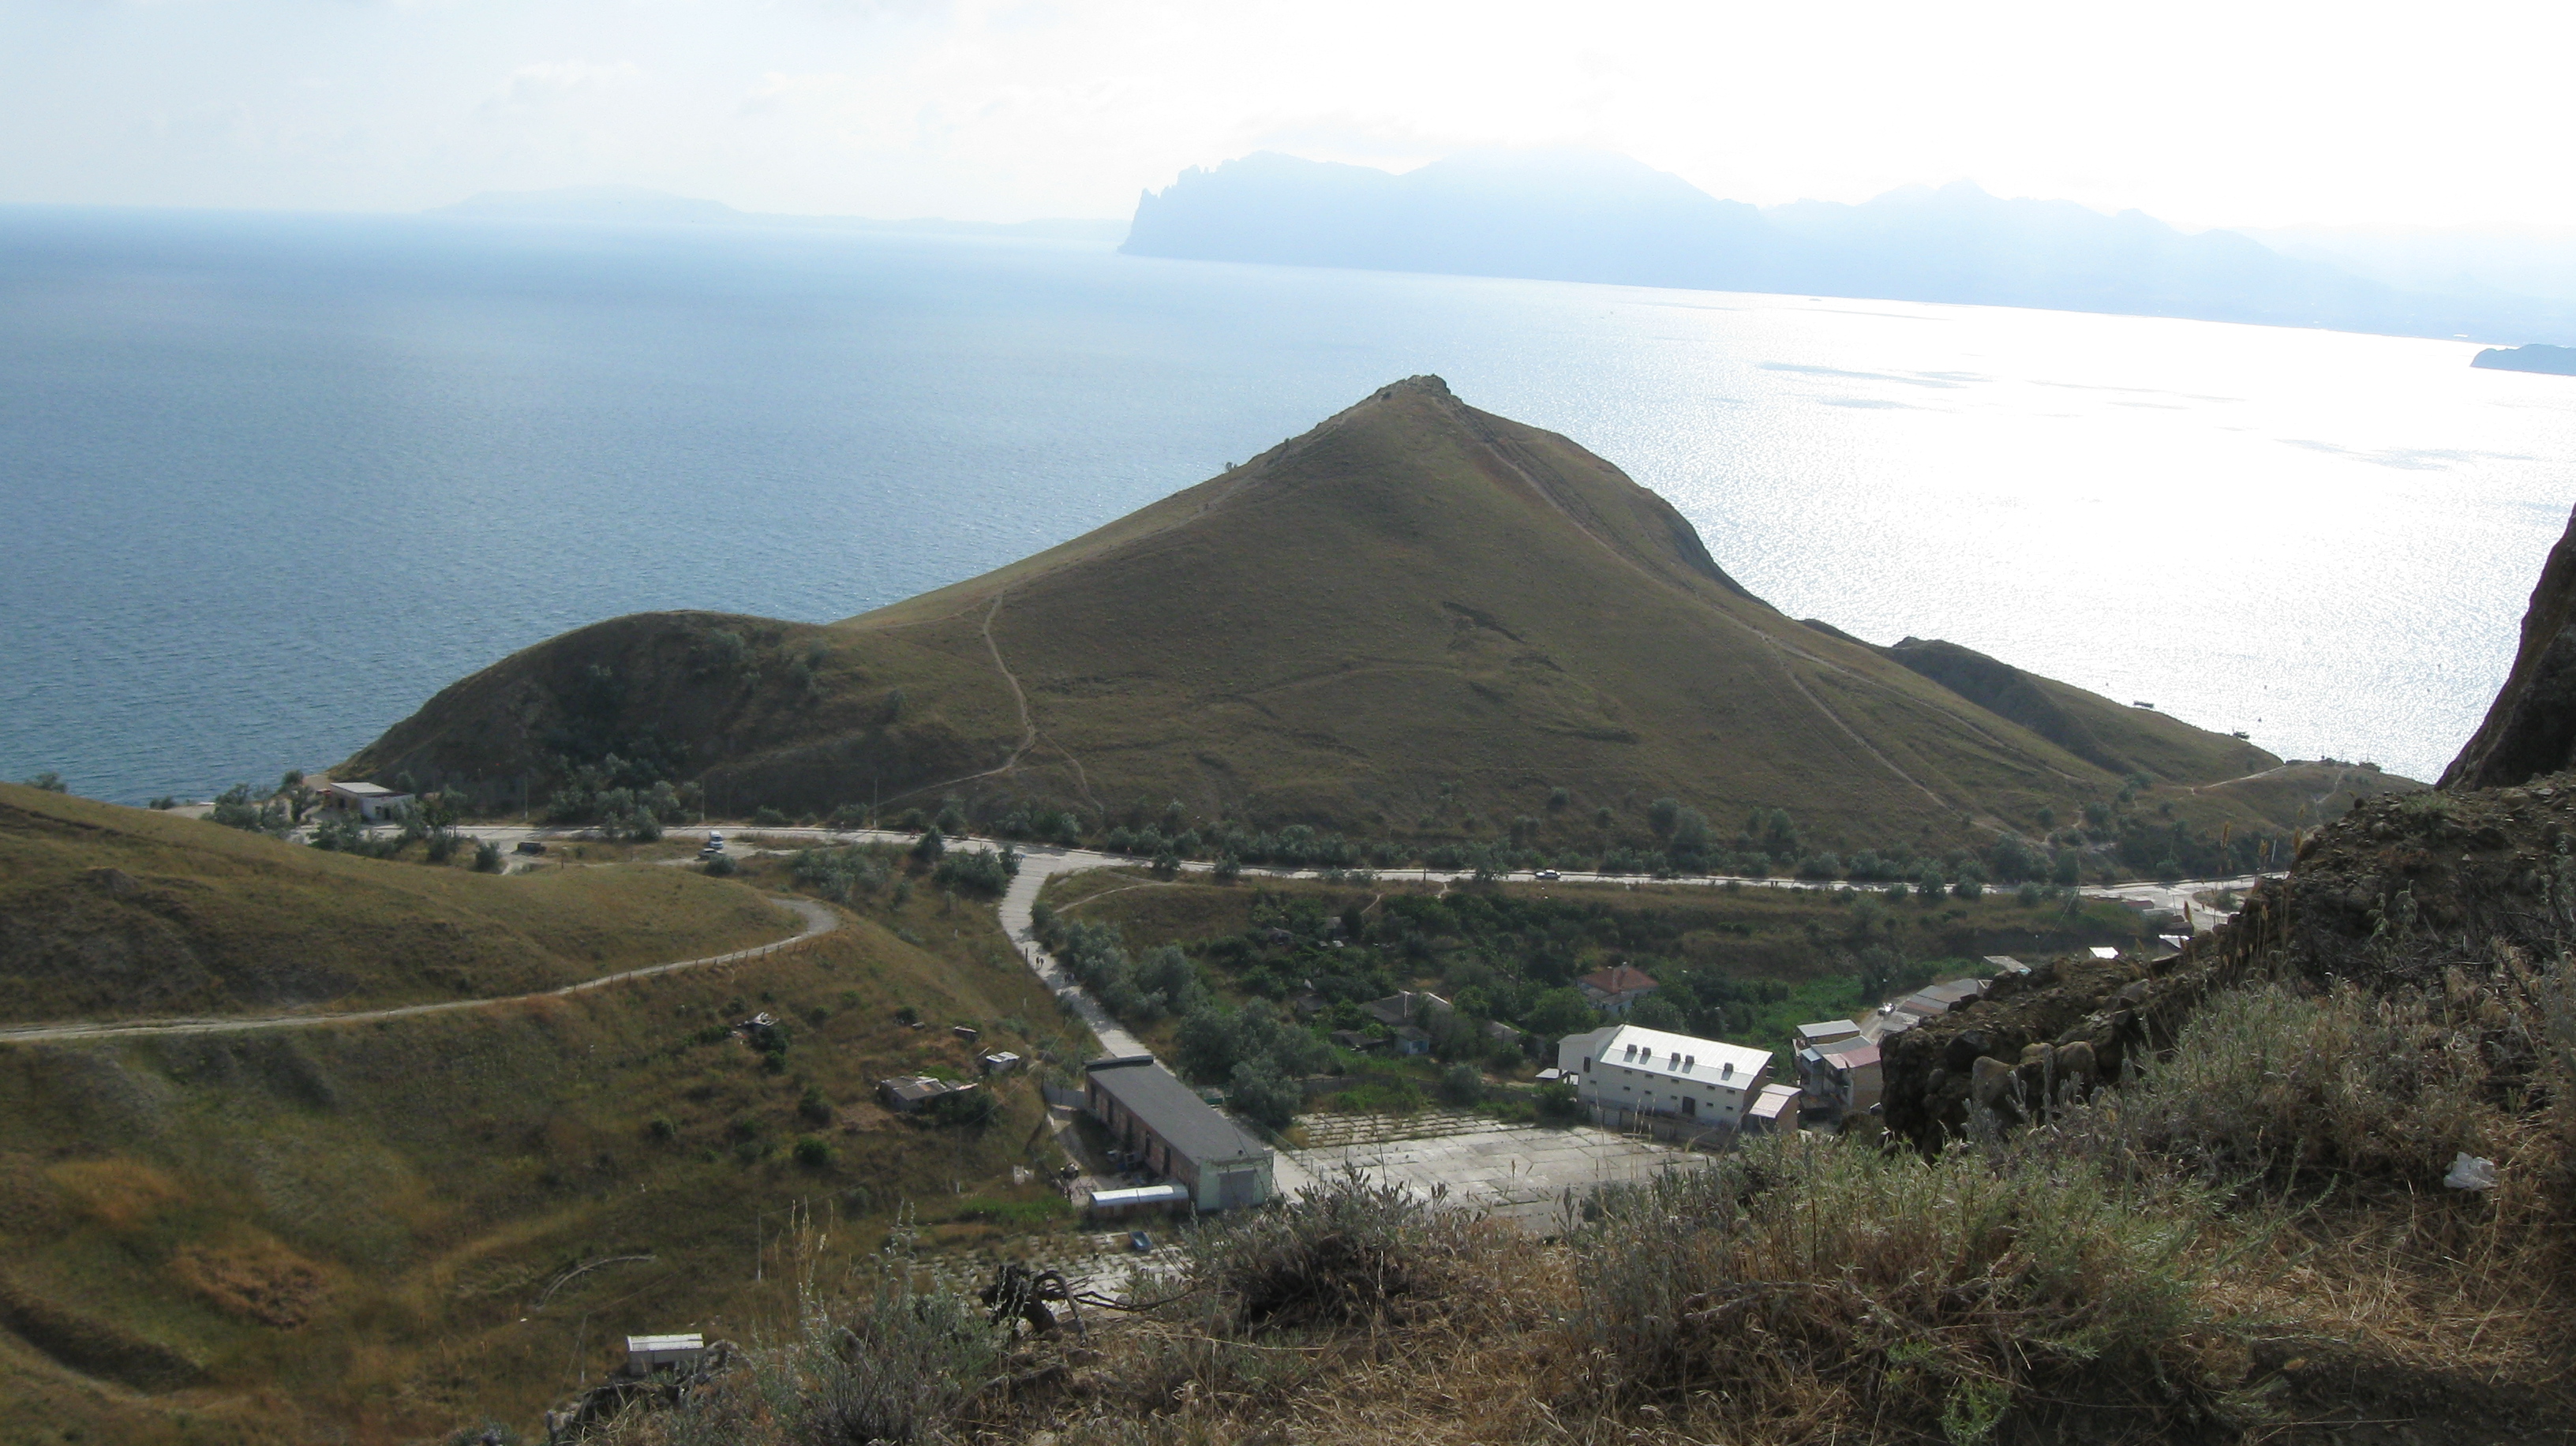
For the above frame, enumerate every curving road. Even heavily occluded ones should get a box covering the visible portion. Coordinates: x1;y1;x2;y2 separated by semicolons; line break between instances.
0;896;838;1045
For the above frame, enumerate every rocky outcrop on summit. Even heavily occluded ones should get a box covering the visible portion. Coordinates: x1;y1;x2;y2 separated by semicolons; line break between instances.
2442;504;2576;791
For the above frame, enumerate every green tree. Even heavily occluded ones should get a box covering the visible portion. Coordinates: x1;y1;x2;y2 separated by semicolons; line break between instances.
1647;797;1682;835
1226;1059;1301;1130
21;770;67;792
911;828;946;864
1525;987;1599;1039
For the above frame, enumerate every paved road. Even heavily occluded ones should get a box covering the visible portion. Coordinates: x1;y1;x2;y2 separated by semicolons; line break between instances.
0;897;838;1044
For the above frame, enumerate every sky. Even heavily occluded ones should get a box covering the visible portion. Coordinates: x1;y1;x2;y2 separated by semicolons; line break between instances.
4;0;2572;231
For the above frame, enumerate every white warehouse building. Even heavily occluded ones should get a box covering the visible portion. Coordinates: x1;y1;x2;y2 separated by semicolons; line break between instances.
1558;1024;1775;1129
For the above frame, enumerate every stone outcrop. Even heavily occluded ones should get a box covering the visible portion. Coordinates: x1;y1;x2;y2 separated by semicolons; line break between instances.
1881;774;2576;1148
2443;504;2576;791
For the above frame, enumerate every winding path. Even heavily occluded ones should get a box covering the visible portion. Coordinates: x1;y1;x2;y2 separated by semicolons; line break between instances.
0;897;839;1045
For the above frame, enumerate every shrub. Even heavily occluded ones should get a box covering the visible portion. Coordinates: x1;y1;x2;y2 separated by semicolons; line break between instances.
1187;1167;1477;1330
1534;1080;1582;1123
797;1086;833;1125
753;805;788;828
1436;1062;1484;1106
21;770;68;792
2056;962;2563;1198
792;1137;832;1168
647;1116;678;1141
702;853;739;878
910;828;945;864
919;1088;997;1128
1565;1134;2237;1436
473;841;504;873
931;846;1017;896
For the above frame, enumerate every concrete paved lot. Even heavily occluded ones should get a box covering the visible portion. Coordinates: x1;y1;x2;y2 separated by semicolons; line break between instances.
1281;1111;1702;1228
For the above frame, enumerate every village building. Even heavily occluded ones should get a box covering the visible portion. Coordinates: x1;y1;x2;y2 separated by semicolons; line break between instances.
1556;1023;1773;1128
1743;1083;1803;1133
1794;1018;1864;1050
1084;1056;1274;1211
1796;1038;1883;1115
1576;964;1660;1015
1361;991;1451;1028
319;779;413;821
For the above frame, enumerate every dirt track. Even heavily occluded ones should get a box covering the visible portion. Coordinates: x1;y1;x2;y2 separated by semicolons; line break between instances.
0;896;839;1044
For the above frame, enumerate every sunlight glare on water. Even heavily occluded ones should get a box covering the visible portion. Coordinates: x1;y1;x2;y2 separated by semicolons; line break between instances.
1;208;2568;801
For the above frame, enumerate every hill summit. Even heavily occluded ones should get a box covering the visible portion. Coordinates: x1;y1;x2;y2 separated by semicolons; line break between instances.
349;377;2300;855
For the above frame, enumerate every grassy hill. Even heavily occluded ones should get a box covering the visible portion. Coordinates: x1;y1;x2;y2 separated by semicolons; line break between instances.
0;841;1079;1446
0;784;796;1025
346;376;2345;863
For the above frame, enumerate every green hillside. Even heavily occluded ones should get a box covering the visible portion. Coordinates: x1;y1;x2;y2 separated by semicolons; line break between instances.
0;784;792;1025
0;845;1076;1446
1877;635;2276;784
346;376;2327;858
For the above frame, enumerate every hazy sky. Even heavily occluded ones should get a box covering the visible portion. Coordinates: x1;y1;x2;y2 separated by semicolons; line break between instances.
5;0;2569;230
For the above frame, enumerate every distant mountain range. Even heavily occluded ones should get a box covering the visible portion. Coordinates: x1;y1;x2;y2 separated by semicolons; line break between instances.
436;185;1128;243
1120;152;2576;346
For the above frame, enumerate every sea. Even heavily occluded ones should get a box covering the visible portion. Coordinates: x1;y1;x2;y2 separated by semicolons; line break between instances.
4;205;2572;804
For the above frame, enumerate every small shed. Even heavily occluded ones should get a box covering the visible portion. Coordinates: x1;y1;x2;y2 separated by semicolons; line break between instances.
624;1334;705;1377
1744;1083;1803;1134
979;1051;1024;1075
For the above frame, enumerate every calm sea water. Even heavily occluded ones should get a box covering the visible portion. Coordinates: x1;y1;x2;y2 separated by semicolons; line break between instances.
5;206;2571;803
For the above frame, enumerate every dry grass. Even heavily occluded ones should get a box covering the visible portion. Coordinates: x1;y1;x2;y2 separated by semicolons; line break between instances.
348;380;2315;856
2042;938;2576;1398
0;783;794;1023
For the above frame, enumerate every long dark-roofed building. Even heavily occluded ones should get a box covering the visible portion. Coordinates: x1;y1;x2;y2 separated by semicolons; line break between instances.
1084;1055;1275;1211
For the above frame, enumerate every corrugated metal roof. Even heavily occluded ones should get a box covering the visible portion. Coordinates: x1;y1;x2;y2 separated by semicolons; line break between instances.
1087;1058;1270;1167
1595;1024;1770;1084
1817;1040;1879;1070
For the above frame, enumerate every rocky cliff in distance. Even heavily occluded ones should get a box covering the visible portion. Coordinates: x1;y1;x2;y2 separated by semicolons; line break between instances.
2442;504;2576;790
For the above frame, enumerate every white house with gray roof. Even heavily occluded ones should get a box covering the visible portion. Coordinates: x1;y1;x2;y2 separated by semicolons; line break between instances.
1556;1024;1773;1129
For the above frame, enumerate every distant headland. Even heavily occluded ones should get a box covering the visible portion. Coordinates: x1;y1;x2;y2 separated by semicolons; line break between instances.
1120;149;2576;347
2472;343;2576;376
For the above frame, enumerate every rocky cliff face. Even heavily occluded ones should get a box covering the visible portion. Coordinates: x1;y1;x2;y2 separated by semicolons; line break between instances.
1882;774;2576;1148
2443;505;2576;791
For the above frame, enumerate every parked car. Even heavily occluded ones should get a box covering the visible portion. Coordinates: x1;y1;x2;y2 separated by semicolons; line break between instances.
704;832;726;850
1534;868;1560;881
514;841;546;856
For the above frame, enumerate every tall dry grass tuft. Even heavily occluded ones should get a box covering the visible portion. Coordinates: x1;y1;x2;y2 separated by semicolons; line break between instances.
1559;1134;2244;1441
2046;938;2576;1377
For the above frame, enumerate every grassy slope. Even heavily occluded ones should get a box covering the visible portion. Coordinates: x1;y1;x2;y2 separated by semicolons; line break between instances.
0;852;1076;1446
1878;635;2278;785
0;785;795;1025
346;376;2318;852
